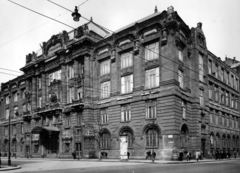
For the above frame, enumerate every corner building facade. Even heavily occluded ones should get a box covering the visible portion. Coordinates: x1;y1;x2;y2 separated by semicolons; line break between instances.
0;6;240;159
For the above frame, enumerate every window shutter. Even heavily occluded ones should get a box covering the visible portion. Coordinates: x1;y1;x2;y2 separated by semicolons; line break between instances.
121;77;125;94
155;68;160;87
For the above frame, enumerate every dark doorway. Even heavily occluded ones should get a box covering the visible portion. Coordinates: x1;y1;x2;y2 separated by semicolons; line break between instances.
201;139;206;157
75;143;82;158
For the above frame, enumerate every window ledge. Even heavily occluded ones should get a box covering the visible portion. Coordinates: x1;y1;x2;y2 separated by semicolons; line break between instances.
145;146;158;149
121;121;131;123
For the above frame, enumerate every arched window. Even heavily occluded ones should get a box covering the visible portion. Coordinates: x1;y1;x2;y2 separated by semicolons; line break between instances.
216;133;220;148
222;134;226;148
100;131;111;150
120;129;134;148
12;138;17;152
146;129;158;148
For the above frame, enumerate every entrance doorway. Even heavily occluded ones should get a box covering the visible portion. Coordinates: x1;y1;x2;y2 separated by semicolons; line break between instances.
75;143;81;158
201;139;206;157
41;132;59;157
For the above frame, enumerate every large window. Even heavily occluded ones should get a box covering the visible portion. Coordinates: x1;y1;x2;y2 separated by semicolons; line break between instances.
146;100;157;119
121;104;131;122
14;106;18;117
121;52;132;69
199;89;204;107
146;129;158;147
67;87;75;103
178;50;183;62
100;59;110;76
14;92;18;102
38;97;42;108
121;74;133;94
199;54;204;81
6;95;9;104
100;132;110;149
5;109;10;119
38;77;42;89
145;67;159;89
67;65;74;79
209;84;213;100
100;81;110;98
12;124;16;135
182;101;186;119
220;68;224;81
214;86;218;102
208;60;212;74
178;70;183;88
48;70;61;85
145;42;159;61
100;108;108;124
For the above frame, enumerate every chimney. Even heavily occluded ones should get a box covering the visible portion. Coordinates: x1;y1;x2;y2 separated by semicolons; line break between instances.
154;6;158;13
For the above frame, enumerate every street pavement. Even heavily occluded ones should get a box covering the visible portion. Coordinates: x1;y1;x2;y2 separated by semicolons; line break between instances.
1;157;240;172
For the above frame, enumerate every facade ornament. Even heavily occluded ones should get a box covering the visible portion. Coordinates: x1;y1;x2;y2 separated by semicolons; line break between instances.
110;48;116;62
134;39;140;54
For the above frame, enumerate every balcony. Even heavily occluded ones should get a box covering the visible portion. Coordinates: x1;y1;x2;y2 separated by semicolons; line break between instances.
49;79;61;86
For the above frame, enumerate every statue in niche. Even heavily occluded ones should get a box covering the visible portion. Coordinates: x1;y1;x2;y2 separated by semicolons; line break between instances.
24;91;31;100
61;30;69;48
26;53;32;63
83;24;89;35
50;92;57;103
75;26;84;38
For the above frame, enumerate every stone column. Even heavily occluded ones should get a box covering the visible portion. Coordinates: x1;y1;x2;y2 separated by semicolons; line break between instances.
31;77;37;110
61;65;67;104
42;73;46;107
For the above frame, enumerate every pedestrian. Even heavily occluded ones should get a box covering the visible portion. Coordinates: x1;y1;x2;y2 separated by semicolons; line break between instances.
186;151;190;161
234;151;237;159
179;150;183;161
196;150;200;161
152;152;156;160
72;150;76;160
189;152;192;161
127;152;130;159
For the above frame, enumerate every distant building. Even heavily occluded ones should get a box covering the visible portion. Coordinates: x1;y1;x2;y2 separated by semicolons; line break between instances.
0;6;239;159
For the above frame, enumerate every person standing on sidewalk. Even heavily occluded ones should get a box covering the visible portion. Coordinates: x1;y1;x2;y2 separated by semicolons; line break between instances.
196;150;200;161
186;151;190;161
234;151;237;159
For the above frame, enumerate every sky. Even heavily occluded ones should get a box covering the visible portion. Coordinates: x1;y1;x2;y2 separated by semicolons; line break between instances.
0;0;240;84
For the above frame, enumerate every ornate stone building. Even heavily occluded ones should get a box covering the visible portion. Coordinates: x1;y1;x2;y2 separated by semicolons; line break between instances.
0;6;240;159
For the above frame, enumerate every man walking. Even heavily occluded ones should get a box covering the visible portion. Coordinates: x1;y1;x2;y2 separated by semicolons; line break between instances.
196;150;200;161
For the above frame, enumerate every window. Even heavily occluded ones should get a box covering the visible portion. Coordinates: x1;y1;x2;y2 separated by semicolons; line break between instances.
121;74;133;94
100;59;110;75
215;112;218;125
77;87;83;100
14;107;18;117
121;52;133;69
14;92;18;102
34;145;39;153
226;92;229;106
48;70;61;85
100;132;110;149
68;87;75;103
209;84;213;100
27;102;31;111
209;110;213;123
178;70;183;88
120;131;133;148
100;108;108;124
235;97;238;109
214;86;218;102
121;104;131;122
146;129;158;147
220;89;224;104
22;89;26;99
220;68;224;81
146;100;157;119
231;75;234;88
100;81;110;98
145;42;159;61
21;123;24;134
38;97;42;108
12;124;16;135
215;64;218;78
4;126;8;136
145;67;159;89
235;78;238;90
182;101;186;119
6;96;9;104
226;72;229;84
231;95;234;108
65;115;70;127
199;89;204;107
38;77;42;89
5;109;9;119
178;50;183;62
199;54;204;81
23;104;26;112
208;60;212;74
68;65;74;79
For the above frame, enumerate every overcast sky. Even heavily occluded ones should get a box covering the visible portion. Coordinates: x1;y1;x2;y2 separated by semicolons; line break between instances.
0;0;240;84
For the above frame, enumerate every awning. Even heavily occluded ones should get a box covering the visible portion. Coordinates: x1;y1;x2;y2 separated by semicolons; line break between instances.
31;126;60;134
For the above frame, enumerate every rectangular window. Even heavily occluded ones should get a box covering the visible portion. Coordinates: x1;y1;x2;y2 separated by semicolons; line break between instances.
235;78;238;91
220;68;224;81
231;75;234;88
100;108;108;124
14;92;18;102
4;126;8;136
215;64;218;78
68;65;74;79
68;87;75;103
121;52;133;69
65;115;70;127
6;109;10;119
48;70;61;85
235;97;238;109
145;42;159;61
231;95;234;108
215;112;218;125
145;67;159;89
12;124;16;135
178;50;183;62
121;74;133;94
121;104;131;122
38;77;42;89
22;89;26;99
100;81;110;98
14;106;18;117
182;101;186;119
199;54;204;81
23;104;26;112
209;110;213;123
21;123;24;134
6;95;9;104
178;70;183;88
209;84;213;100
77;87;83;101
100;59;110;76
226;72;229;85
38;97;42;108
214;86;218;102
208;60;212;74
146;100;157;119
199;89;204;107
226;92;229;106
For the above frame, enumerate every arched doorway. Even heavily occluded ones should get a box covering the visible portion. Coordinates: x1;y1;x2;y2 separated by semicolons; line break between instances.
12;138;17;153
99;128;111;159
210;132;215;155
119;127;134;159
180;124;189;149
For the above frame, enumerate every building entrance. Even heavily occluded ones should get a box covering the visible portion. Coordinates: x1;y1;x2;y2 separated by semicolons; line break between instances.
75;143;81;158
201;138;206;157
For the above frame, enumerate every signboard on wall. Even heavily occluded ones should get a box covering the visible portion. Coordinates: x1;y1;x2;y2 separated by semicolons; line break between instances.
120;136;128;160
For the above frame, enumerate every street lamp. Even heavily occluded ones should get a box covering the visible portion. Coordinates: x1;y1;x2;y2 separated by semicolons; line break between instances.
8;110;11;166
72;6;81;22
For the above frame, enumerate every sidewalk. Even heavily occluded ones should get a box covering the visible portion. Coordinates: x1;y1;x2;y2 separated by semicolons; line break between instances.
1;157;240;172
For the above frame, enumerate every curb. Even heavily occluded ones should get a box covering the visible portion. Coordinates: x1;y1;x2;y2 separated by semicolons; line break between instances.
0;166;21;171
